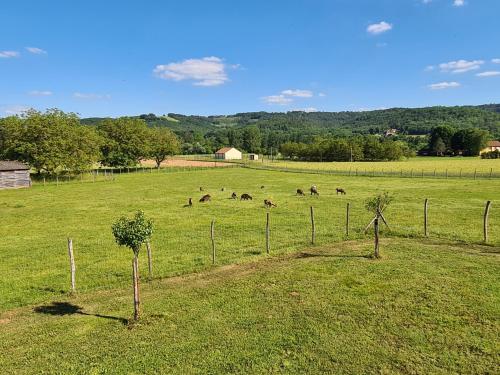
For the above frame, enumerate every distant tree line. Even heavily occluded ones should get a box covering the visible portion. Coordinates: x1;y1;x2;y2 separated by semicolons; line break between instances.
279;136;415;162
0;109;180;174
426;125;490;156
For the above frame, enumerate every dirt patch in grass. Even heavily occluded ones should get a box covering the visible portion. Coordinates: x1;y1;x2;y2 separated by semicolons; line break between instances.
141;158;234;168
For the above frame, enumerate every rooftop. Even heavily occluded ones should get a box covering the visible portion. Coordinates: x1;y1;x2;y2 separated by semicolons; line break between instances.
0;161;30;172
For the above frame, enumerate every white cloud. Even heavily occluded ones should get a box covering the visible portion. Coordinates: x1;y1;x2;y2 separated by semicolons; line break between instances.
367;21;393;35
439;59;484;73
28;90;52;96
153;56;231;86
0;51;19;58
281;89;313;98
73;92;111;99
318;93;327;97
492;59;500;64
25;47;47;55
453;0;465;6
428;81;461;90
3;105;30;115
425;65;435;72
291;107;318;113
262;95;293;105
476;71;500;77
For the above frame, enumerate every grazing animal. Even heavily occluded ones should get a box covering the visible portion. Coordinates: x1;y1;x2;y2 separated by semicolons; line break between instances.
336;188;346;195
240;193;253;201
260;185;265;189
188;198;193;206
199;194;211;203
231;192;238;199
264;199;277;208
296;189;305;196
199;187;204;192
221;187;225;192
310;185;319;196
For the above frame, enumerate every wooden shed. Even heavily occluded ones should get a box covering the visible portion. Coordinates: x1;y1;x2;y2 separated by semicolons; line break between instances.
214;147;242;160
0;161;31;189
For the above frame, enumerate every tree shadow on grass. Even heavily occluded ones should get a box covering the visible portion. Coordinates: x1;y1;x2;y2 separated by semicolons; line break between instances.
33;302;128;325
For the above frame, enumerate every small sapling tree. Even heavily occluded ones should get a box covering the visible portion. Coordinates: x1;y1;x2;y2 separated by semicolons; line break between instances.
112;210;153;320
365;192;393;259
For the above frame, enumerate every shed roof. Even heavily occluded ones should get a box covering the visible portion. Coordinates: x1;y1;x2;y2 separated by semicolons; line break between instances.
487;140;500;147
0;161;30;171
215;147;237;154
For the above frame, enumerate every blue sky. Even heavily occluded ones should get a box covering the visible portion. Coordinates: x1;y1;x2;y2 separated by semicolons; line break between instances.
1;0;499;117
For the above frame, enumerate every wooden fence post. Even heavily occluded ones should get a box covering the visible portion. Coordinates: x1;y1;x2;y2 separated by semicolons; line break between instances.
484;201;492;243
132;256;140;321
346;203;350;237
374;217;380;259
424;198;429;237
266;212;270;254
67;238;76;292
310;206;315;245
146;241;153;280
210;220;216;264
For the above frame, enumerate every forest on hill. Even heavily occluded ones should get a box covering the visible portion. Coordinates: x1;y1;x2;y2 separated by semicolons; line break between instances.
82;104;500;155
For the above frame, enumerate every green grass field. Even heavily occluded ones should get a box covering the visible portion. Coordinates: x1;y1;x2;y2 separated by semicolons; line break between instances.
1;166;499;373
1;238;498;374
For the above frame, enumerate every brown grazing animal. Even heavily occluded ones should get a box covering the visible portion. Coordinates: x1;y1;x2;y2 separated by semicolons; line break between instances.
221;187;225;192
240;193;253;201
260;185;265;189
296;189;305;196
231;192;238;199
264;199;277;208
336;188;346;195
310;185;319;196
199;194;211;202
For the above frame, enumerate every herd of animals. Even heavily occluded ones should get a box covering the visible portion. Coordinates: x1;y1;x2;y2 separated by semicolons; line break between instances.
188;185;347;208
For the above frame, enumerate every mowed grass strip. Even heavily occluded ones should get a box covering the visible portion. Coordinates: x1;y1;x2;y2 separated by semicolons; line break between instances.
0;239;498;374
1;167;499;311
245;157;500;176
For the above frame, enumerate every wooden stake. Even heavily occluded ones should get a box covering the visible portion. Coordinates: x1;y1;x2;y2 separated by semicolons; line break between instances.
132;256;140;321
310;206;316;245
266;212;270;254
146;241;153;280
210;220;216;264
374;217;380;259
484;201;492;243
67;238;76;292
346;203;350;237
424;198;429;237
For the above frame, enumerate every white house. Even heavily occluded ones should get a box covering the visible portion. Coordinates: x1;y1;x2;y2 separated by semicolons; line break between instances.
214;147;242;160
248;153;259;161
480;141;500;154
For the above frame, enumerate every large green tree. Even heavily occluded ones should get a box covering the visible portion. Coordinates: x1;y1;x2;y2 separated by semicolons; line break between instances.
147;127;181;168
98;118;149;167
0;109;101;174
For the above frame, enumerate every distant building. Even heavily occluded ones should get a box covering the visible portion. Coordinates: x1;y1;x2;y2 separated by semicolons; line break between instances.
0;161;31;189
384;128;398;137
214;147;242;160
480;140;500;154
248;153;259;161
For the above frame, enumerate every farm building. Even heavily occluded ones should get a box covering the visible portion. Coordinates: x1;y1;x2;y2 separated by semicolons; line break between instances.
480;140;500;154
0;161;31;189
248;153;259;161
214;147;242;160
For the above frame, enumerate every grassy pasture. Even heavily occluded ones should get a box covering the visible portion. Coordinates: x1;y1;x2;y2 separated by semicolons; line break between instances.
1;167;499;313
0;238;498;374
